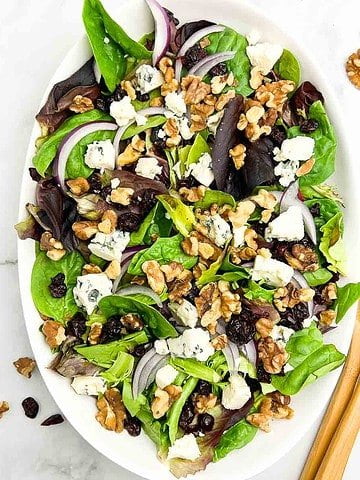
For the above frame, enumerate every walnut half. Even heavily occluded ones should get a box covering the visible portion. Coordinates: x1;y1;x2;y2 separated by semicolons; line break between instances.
258;337;289;374
96;388;126;433
13;357;36;378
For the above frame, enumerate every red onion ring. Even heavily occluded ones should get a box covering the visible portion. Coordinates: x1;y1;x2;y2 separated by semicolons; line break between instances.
189;51;235;77
115;285;163;307
132;348;169;397
53;121;117;192
145;0;171;66
243;339;257;366
217;322;239;374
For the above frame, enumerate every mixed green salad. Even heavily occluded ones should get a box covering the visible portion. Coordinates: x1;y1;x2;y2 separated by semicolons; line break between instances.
16;0;360;476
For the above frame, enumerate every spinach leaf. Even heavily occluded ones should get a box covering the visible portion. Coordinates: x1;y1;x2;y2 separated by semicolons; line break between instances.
75;331;148;368
244;280;275;303
99;295;178;338
101;351;134;385
213;419;257;461
177;145;191;176
66;129;116;179
301;183;344;207
207;27;252;96
128;234;198;275
122;379;146;417
303;268;333;287
319;212;347;275
31;251;85;324
33;110;111;176
122;115;166;139
198;270;249;284
167;377;198;444
129;202;173;246
335;283;360;323
82;0;151;92
197;246;228;286
288;101;337;186
274;49;301;85
170;358;221;383
285;323;323;368
185;134;211;169
271;344;345;395
157;195;196;237
138;402;170;450
194;189;236;209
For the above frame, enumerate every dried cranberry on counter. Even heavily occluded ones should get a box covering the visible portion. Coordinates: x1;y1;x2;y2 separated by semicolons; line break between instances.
49;273;67;298
124;416;142;436
41;414;64;426
22;397;39;419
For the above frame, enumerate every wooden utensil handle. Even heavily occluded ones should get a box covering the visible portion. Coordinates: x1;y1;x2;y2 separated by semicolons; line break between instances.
314;380;360;480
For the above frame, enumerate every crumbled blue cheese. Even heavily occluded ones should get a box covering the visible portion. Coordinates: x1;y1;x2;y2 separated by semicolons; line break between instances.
155;364;178;389
88;230;130;261
265;206;304;242
168;300;198;328
73;273;113;315
274;137;315;162
252;255;294;287
270;325;295;349
167;434;201;461
135;157;163;179
233;225;247;247
110;96;146;127
200;213;232;248
84;140;116;171
110;178;120;189
246;29;261;46
207;110;224;135
283;363;295;373
187;152;215;187
154;339;170;356
303;316;317;328
221;374;251;410
274;159;299;187
246;42;283;75
173;161;182;179
71;376;107;395
166;328;215;362
178;116;194;140
165;92;187;117
135;64;164;94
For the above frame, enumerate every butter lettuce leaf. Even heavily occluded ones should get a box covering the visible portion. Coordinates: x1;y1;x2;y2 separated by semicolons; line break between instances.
335;283;360;323
319;212;347;275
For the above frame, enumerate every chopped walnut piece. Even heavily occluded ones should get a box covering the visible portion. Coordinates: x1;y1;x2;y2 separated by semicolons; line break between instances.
322;283;337;303
228;201;256;228
105;260;121;280
66;177;90;196
274;283;315;312
164;117;180;137
98;209;117;234
193;262;207;279
150;96;164;107
194;393;217;414
229;143;246;170
190;102;215;132
212;334;228;351
195;283;222;334
168;269;193;302
182;235;199;256
13;357;36;378
258;337;289;374
346;49;360;89
151;388;170;419
117;145;141;167
181;75;211;104
96;388;126;433
121;80;136;100
249;66;264;89
215;90;236;111
40;232;66;261
72;220;98;240
159;57;178;95
160;262;184;283
179;185;206;202
69;95;94;113
82;263;102;275
251;189;278;210
319;309;337;327
46;249;67;261
262;108;278;127
285;244;319;272
246;105;265;123
142;260;166;294
245;123;271;142
237;113;248;131
261;209;273;224
255;80;295;112
131;134;146;152
296;157;315;177
244;228;258;250
164;384;182;402
247;410;272;432
218;280;241;321
247;394;294;432
120;313;144;331
256;317;275;338
42;320;66;349
110;187;134;206
198;242;215;260
88;322;103;345
0;401;9;419
230;246;257;264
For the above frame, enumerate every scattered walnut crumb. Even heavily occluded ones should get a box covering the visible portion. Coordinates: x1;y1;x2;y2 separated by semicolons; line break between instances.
69;95;94;113
98;209;117;234
179;185;206;202
13;357;36;378
244;228;258;250
66;177;90;196
211;334;228;350
198;242;215;260
72;220;98;240
88;322;103;345
229;143;246;170
110;187;134;206
96;388;126;433
194;393;217;414
105;260;121;280
82;263;102;275
319;309;337;327
258;337;289;374
42;320;66;349
196;283;222;334
346;49;360;89
190;102;215;132
142;260;166;294
0;401;9;419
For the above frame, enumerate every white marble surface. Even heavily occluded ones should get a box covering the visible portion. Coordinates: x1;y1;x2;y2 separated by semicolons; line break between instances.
0;0;359;479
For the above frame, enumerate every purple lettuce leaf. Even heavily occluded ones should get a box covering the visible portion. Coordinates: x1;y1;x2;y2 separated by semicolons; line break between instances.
174;20;215;53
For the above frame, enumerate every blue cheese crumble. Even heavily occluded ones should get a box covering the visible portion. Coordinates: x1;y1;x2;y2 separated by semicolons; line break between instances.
73;273;112;314
135;157;163;179
186;152;215;187
265;206;304;242
135;64;164;94
156;328;214;362
84;140;116;171
88;230;130;261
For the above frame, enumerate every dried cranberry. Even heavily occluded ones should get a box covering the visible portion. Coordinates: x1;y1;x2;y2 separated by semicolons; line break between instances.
198;413;214;432
112;86;127;102
124;416;142;436
101;185;112;200
183;44;207;71
49;273;67;298
280;302;309;331
65;312;87;339
22;397;39;419
100;316;123;344
185;285;200;304
29;167;42;183
271;241;290;261
133;343;153;358
309;203;320;217
256;364;271;383
117;212;143;232
41;414;64;426
177;177;199;190
300;119;319;133
150;126;167;149
269;126;287;146
209;62;227;77
331;272;340;283
88;173;103;194
195;380;212;396
136;92;150;102
226;314;256;346
179;400;196;432
96;96;111;113
245;375;261;394
133;189;158;212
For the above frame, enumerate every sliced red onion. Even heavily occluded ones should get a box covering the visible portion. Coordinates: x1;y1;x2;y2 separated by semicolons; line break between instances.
111;247;146;293
217;322;239;374
132;348;169;397
175;24;225;81
145;0;171;66
279;181;299;211
138;107;167;116
53;121;117;192
243;340;257;366
189;52;235;77
116;285;163;307
291;271;314;318
297;201;317;245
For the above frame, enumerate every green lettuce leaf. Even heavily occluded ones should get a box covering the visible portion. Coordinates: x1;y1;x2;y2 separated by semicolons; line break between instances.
122;115;166;139
194;189;236;209
101;351;134;385
335;283;360;323
170;358;221;384
129;202;173;246
274;49;301;85
167;377;198;444
213;419;257;461
185;134;211;169
319;212;347;275
244;280;275;303
285;323;323;368
122;379;146;417
303;268;333;287
157;195;195;237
